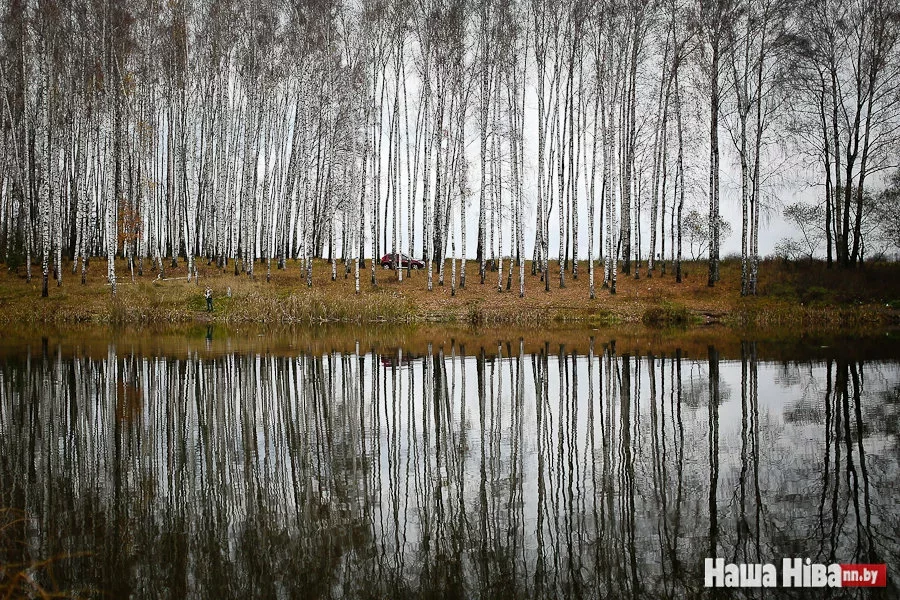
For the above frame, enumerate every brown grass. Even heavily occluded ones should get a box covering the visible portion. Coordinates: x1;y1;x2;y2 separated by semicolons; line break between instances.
1;256;899;329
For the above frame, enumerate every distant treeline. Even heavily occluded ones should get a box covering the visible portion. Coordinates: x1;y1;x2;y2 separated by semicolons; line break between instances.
0;0;898;297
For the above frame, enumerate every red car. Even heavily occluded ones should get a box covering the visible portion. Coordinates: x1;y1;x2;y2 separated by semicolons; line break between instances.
380;253;425;270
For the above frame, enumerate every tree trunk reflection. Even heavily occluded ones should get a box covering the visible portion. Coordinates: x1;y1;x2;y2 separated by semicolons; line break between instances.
0;342;897;598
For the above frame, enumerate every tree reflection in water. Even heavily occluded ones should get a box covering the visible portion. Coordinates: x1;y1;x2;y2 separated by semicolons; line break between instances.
0;341;897;598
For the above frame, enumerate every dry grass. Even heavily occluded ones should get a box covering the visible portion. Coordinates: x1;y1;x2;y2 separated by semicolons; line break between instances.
1;256;899;329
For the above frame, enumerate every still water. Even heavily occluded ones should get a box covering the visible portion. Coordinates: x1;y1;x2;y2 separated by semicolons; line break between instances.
0;331;898;599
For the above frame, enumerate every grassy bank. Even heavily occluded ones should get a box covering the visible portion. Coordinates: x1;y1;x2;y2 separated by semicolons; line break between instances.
2;257;899;329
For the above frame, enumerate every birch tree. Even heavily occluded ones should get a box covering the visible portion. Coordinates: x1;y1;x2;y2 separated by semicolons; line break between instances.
698;0;735;287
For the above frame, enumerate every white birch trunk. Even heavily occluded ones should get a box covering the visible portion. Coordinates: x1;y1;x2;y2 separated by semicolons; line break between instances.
39;53;51;297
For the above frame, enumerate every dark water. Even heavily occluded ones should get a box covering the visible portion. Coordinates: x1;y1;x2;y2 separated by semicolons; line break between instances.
0;334;898;599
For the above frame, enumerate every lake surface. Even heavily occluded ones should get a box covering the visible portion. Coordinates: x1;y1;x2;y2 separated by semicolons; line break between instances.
1;328;898;599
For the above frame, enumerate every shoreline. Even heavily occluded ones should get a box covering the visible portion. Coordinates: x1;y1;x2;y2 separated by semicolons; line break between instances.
3;321;900;363
1;258;898;329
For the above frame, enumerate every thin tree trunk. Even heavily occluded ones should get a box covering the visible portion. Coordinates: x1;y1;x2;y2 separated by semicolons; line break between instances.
675;67;684;284
708;35;720;287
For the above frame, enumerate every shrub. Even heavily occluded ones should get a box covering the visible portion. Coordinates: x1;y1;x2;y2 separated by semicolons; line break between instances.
642;302;692;327
5;236;26;273
800;286;832;304
466;303;485;326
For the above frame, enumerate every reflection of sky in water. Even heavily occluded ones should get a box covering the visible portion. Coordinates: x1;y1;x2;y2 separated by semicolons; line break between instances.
0;348;897;598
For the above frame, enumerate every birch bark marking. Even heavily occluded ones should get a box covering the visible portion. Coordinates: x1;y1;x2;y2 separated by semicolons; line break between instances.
402;53;417;280
22;31;33;282
432;80;447;290
357;70;370;294
39;44;51;297
570;38;582;282
675;65;685;284
621;6;644;278
391;35;402;283
649;21;673;279
497;140;504;295
556;18;566;289
532;0;550;288
459;64;467;290
565;8;583;282
370;46;379;287
514;45;526;299
54;130;64;287
104;40;116;296
601;68;611;290
450;186;457;297
588;49;600;299
707;4;722;287
732;11;750;296
479;1;491;284
421;44;434;291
